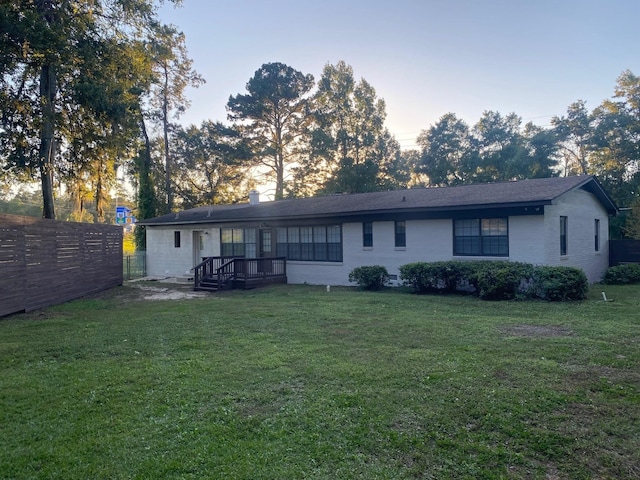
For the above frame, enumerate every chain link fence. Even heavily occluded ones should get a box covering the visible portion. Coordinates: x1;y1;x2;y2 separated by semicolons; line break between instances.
123;252;146;280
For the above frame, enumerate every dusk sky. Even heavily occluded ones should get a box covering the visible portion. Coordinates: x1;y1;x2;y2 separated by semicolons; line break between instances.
158;0;640;149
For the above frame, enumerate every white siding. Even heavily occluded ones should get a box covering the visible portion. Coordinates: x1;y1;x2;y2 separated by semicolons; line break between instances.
543;189;609;282
507;215;546;265
145;190;610;284
146;226;218;277
288;219;453;286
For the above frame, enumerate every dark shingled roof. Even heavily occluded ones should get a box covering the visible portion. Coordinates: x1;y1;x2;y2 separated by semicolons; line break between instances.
139;175;617;226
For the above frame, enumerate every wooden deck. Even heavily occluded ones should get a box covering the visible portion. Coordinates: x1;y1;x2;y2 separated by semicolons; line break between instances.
193;256;287;292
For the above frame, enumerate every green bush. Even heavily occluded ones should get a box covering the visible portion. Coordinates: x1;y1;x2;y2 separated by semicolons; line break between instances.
471;261;535;301
348;265;390;291
399;260;588;302
399;261;475;294
532;266;588;301
397;262;431;293
601;263;640;284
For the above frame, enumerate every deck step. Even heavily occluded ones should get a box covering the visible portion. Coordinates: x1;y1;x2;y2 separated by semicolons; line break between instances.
194;286;218;292
194;275;224;292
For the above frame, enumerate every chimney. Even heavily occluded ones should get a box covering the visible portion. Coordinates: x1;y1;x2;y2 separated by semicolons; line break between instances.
249;189;260;205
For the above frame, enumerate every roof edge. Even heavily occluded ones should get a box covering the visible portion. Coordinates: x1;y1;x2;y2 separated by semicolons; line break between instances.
137;200;554;227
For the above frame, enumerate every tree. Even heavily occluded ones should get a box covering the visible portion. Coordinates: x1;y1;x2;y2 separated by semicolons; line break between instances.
301;61;405;195
551;100;594;175
63;38;151;223
147;24;204;213
227;62;314;200
470;111;528;182
0;0;180;219
417;111;557;186
133;125;160;250
518;122;559;179
589;70;640;207
171;121;251;208
373;129;412;190
624;197;640;239
416;113;472;186
400;149;428;187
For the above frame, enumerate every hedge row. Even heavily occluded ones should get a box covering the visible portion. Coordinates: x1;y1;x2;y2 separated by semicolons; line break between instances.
348;261;588;301
398;261;588;301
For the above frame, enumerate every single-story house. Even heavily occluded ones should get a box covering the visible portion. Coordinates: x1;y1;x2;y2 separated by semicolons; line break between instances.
139;175;617;286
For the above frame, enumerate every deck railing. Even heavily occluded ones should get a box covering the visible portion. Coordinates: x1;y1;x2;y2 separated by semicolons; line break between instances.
193;256;237;288
193;256;287;290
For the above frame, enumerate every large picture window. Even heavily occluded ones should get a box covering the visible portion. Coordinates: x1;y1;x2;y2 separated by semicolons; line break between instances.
276;225;342;262
220;228;257;257
454;218;508;256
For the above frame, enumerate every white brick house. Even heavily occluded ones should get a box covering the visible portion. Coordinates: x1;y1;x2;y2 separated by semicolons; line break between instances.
139;176;617;286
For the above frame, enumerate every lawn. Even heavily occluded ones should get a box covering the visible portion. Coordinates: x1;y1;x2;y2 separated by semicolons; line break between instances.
1;283;639;479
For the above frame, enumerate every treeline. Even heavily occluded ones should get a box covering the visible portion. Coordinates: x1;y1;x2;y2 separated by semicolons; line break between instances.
1;2;639;241
175;65;640;238
0;0;202;227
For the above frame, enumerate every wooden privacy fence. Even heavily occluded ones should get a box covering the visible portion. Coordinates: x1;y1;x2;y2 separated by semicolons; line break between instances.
0;214;123;317
609;239;640;266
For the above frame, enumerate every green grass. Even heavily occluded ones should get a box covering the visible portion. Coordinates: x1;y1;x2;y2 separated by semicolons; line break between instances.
1;284;639;479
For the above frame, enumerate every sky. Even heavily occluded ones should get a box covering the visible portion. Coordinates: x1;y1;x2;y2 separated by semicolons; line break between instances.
158;0;640;150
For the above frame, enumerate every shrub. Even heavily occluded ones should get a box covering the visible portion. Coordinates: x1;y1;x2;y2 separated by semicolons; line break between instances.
399;261;476;294
471;261;535;301
601;263;640;284
399;260;589;302
398;262;431;293
532;266;588;301
348;265;390;291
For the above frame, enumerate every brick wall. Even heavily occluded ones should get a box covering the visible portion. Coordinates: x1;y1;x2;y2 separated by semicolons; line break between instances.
543;188;609;282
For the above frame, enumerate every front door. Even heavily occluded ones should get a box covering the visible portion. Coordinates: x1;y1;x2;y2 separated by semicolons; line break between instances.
259;229;273;257
192;231;204;268
259;229;273;274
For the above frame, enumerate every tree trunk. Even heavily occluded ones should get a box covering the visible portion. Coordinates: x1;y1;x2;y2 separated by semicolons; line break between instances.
275;156;284;200
39;63;56;219
274;122;284;200
134;115;156;251
139;115;156;218
162;63;173;213
95;157;105;223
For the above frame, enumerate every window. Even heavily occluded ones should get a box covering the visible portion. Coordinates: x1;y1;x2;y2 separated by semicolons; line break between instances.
560;216;568;256
220;228;257;257
174;231;181;248
313;226;327;260
594;219;600;252
454;218;508;256
363;222;373;247
395;221;406;248
276;225;342;262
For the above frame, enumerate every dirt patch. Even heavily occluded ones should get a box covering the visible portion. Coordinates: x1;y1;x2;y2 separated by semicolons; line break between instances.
499;324;575;338
133;285;208;301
